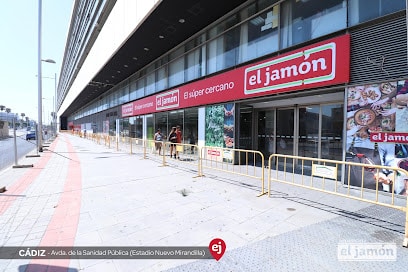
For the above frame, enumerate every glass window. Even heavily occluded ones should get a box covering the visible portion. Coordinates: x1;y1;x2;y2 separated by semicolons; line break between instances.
146;114;154;140
155;112;168;139
128;116;135;138
184;108;198;147
145;65;155;95
240;3;257;21
240;6;279;63
133;116;143;138
136;78;145;99
208;15;239;39
348;0;405;26
119;85;128;104
156;66;167;91
257;109;275;157
169;57;185;87
186;48;203;82
120;118;130;137
280;0;346;48
258;0;280;11
207;27;239;74
321;104;343;160
168;110;184;141
239;106;253;150
129;80;137;101
298;106;319;159
169;47;185;87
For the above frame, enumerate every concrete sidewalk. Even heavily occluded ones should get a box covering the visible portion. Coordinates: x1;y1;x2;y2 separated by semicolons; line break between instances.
0;133;407;271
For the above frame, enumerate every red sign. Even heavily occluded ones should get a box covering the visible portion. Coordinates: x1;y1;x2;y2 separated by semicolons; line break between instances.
122;34;350;117
207;149;221;156
370;132;408;143
122;103;134;117
156;89;179;110
245;41;338;95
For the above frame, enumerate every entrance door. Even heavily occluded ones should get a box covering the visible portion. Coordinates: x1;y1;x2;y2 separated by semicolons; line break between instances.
276;108;294;155
257;110;275;157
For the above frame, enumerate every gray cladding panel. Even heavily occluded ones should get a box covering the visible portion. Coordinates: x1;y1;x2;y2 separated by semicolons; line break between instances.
350;14;408;84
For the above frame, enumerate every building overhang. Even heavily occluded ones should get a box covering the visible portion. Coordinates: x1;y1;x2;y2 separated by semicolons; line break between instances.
61;0;248;118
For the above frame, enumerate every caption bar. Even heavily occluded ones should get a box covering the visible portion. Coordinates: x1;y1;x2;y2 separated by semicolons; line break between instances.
0;247;212;259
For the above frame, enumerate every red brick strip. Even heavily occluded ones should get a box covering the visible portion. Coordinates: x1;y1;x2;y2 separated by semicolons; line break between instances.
27;135;82;271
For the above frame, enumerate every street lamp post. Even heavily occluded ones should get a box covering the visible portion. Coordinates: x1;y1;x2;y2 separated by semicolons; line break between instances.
40;74;57;136
37;0;56;152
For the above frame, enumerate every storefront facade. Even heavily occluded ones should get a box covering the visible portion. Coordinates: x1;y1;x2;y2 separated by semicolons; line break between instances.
120;34;349;161
61;0;408;194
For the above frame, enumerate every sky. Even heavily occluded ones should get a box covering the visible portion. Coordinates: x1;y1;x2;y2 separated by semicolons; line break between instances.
0;0;73;124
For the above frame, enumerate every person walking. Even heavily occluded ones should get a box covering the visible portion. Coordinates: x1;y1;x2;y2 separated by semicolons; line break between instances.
154;128;163;155
168;127;177;158
175;125;182;159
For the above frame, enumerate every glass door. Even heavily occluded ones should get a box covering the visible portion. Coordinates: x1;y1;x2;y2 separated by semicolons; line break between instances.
258;110;275;158
276;108;294;155
239;106;253;150
298;106;319;158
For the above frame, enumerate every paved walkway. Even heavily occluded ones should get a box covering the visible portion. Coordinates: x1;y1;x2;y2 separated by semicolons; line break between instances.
0;133;407;271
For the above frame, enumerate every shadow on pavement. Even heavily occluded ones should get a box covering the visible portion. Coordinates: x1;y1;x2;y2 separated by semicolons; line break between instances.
19;264;78;272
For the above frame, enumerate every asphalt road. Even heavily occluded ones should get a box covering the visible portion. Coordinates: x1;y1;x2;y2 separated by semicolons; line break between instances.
0;129;37;171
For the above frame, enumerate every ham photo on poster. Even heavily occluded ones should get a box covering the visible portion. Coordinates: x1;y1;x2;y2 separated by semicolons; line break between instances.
346;81;408;195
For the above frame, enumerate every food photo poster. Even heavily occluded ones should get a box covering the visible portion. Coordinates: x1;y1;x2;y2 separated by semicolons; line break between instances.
346;80;408;195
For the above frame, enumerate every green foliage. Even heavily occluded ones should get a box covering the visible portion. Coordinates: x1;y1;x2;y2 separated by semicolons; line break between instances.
205;105;224;147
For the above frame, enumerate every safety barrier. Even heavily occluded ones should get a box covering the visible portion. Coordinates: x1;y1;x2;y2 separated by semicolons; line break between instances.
139;140;201;173
267;154;408;247
64;131;408;246
200;146;266;196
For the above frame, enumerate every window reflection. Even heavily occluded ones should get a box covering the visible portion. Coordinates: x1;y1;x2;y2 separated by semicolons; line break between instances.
348;0;405;26
321;104;343;160
280;0;346;48
240;6;279;62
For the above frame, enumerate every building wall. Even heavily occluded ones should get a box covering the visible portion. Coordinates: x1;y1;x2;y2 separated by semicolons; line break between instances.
59;0;160;118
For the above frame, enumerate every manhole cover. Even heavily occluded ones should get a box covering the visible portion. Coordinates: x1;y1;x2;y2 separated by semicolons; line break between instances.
287;208;296;211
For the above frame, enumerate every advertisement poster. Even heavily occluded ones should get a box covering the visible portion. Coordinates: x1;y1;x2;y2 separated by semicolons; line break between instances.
346;80;408;195
205;103;235;163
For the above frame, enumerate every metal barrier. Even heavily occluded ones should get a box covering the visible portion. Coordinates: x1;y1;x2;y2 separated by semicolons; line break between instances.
267;153;408;247
138;139;201;173
70;131;265;195
200;146;266;196
65;131;407;246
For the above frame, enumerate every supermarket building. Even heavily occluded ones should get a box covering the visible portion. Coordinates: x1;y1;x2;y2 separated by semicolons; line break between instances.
58;0;408;193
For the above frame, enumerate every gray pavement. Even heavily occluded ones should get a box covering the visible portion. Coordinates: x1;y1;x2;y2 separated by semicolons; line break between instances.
0;133;407;272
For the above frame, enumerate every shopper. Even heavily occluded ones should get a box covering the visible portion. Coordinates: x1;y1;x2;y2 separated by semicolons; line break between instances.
154;128;163;155
175;125;182;159
168;127;177;158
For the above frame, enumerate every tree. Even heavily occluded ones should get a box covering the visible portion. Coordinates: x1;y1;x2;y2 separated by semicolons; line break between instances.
20;113;25;127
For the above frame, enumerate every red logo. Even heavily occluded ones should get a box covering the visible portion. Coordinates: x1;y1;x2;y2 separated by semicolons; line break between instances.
207;150;221;156
156;89;179;110
121;103;134;117
370;132;408;143
209;238;226;261
245;42;336;95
